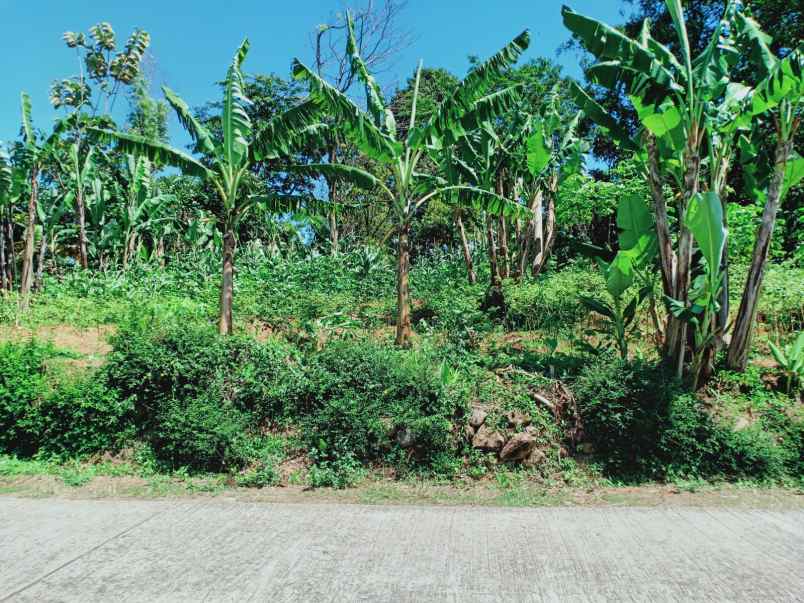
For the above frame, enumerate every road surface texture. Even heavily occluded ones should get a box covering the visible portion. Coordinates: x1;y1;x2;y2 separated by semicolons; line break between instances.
1;497;802;602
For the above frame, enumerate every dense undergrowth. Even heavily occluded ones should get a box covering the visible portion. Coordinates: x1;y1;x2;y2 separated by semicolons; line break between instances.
1;250;802;489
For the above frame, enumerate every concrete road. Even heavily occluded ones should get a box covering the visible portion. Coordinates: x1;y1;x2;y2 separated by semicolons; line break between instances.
1;497;802;602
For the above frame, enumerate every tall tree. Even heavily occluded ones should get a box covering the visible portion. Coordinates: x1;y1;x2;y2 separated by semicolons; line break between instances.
312;0;413;255
51;22;150;269
292;15;531;345
94;40;326;334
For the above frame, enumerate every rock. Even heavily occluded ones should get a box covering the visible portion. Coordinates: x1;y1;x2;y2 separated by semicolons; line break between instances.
396;428;415;448
522;448;546;468
524;425;540;436
463;424;476;442
469;408;488;429
499;432;536;462
472;425;505;451
505;410;531;428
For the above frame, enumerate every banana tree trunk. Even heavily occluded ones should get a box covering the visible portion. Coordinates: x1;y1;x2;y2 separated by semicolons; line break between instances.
498;215;510;279
646;135;677;299
124;232;137;269
329;207;339;256
0;213;7;292
34;232;47;292
727;137;794;371
19;167;38;301
218;229;235;336
327;142;339;256
516;189;542;280
395;222;412;347
456;211;476;284
76;187;88;269
667;125;702;379
157;238;166;267
485;214;501;289
6;208;16;287
531;188;556;278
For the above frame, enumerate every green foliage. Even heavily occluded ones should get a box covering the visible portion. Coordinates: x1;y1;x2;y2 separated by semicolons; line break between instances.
505;264;604;331
302;339;467;473
0;341;53;456
0;341;133;459
105;315;304;471
307;452;365;489
34;377;133;459
768;332;804;393
573;354;800;481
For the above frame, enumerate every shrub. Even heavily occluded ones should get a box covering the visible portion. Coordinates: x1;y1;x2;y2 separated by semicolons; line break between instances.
505;264;604;331
35;377;134;459
573;354;796;481
0;341;52;456
105;316;306;471
301;339;467;473
0;341;133;459
307;452;365;489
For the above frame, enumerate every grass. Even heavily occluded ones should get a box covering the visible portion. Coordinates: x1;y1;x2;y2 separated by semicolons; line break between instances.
2;454;801;509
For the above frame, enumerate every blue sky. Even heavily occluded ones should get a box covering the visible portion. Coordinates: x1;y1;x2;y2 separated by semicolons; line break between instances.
0;0;628;146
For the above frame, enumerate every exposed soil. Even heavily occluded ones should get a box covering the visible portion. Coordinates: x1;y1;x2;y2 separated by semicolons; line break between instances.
0;324;114;366
2;474;802;510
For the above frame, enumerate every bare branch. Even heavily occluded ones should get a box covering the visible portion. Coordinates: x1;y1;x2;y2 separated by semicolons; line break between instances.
309;0;415;96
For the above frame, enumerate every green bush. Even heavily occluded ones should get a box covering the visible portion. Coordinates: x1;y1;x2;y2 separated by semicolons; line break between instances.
0;341;52;456
301;339;467;473
105;317;305;471
573;354;796;481
505;264;604;331
0;341;132;459
35;377;134;459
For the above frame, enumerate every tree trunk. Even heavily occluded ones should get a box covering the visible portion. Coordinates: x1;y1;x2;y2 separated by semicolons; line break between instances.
727;137;794;371
516;190;542;280
218;229;235;336
124;232;137;269
157;238;166;267
485;214;501;288
531;188;556;278
76;187;89;269
329;207;339;256
456;211;476;284
19;167;38;301
645;135;677;298
0;213;7;292
34;232;47;292
498;215;510;279
328;142;339;255
6;210;16;287
395;222;412;346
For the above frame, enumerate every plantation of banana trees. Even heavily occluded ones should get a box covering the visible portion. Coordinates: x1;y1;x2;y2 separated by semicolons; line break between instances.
0;1;801;389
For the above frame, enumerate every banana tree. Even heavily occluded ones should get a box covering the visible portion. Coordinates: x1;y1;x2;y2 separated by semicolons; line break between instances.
34;189;71;290
112;154;175;268
0;144;13;292
93;40;326;334
562;0;764;378
726;39;804;369
520;94;585;279
291;15;530;345
580;193;658;359
17;92;51;302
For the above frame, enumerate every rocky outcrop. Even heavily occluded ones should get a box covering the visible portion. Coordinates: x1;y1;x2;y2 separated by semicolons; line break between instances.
471;424;505;451
469;408;488;428
499;432;536;462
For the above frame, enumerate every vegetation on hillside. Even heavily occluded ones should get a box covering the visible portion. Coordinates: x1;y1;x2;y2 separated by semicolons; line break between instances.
0;1;801;491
